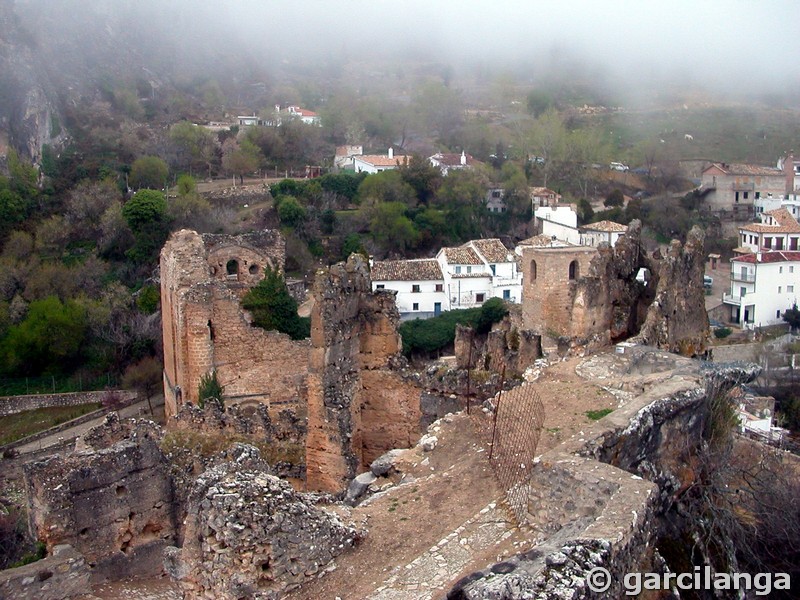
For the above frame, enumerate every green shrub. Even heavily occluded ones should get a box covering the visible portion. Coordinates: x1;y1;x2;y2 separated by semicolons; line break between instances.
714;327;732;339
198;370;224;409
399;299;508;357
585;408;613;421
241;267;310;340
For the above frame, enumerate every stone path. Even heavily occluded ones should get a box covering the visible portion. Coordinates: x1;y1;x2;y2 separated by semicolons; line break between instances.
369;500;516;599
14;395;165;455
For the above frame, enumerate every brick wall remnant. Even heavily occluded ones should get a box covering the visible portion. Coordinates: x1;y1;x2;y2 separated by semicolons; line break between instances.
521;220;709;356
23;416;176;582
0;390;138;417
164;444;360;599
305;255;422;493
160;229;309;419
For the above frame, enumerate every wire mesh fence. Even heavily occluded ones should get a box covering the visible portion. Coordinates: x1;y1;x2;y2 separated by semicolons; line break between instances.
0;374;119;396
467;339;545;526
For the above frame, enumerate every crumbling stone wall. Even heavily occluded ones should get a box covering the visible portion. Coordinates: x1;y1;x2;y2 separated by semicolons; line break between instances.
0;390;137;417
521;221;708;356
24;417;177;581
0;544;90;600
160;229;309;418
305;255;422;493
164;445;359;599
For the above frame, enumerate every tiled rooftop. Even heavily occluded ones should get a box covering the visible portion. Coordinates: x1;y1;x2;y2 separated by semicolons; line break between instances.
356;154;410;167
706;162;783;177
731;251;800;264
467;239;512;263
440;246;483;265
580;220;628;233
371;259;443;281
739;208;800;234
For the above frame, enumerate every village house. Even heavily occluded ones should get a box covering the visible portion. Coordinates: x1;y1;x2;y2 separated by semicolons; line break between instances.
534;204;581;245
735;207;800;253
754;193;800;220
353;148;409;174
530;187;561;209
263;104;322;127
699;162;787;219
723;250;800;328
334;145;363;171
485;188;506;213
237;114;260;127
428;151;478;176
579;220;629;248
370;238;522;319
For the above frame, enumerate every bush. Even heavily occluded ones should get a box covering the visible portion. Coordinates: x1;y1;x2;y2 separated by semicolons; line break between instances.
400;299;508;357
198;370;224;409
714;327;732;339
241;267;310;340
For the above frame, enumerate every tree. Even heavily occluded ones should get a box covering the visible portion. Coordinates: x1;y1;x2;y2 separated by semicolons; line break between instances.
399;154;443;205
357;170;417;208
368;202;419;254
122;190;168;232
241;267;310;340
0;296;87;375
784;304;800;333
222;139;262;185
341;233;366;261
276;195;307;228
604;189;625;207
169;121;217;178
129;156;169;190
122;356;162;415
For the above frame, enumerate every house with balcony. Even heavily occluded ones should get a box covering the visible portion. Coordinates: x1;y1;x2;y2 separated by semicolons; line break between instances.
735;207;800;254
723;250;800;327
370;238;521;319
699;162;786;219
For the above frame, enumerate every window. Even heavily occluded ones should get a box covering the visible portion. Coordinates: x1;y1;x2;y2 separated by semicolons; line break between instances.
412;303;419;311
530;260;537;280
376;284;385;289
466;266;472;274
778;286;782;294
788;286;795;293
455;266;461;274
503;289;510;300
475;293;485;303
777;310;781;318
755;192;760;199
791;266;795;273
412;284;420;293
435;283;443;292
776;238;784;250
780;266;783;273
735;191;740;202
791;238;799;251
743;191;749;200
764;237;772;249
226;259;239;275
569;260;579;281
490;265;496;275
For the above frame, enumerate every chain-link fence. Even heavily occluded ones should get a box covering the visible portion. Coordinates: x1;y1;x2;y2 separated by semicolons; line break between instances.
467;341;545;526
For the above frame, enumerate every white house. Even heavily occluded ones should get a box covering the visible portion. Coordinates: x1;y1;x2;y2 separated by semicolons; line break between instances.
237;114;260;126
754;193;800;220
286;105;321;126
370;259;446;320
353;148;409;174
723;250;800;327
429;151;478;176
579;220;628;248
334;145;363;171
535;205;581;245
370;238;521;319
485;188;506;213
736;207;800;254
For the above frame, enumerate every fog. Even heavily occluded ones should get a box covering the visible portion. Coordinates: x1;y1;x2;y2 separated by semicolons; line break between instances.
14;0;800;103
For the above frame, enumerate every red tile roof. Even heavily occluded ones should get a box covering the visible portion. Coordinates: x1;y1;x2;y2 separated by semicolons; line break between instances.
430;152;479;167
732;251;800;264
355;154;410;167
440;246;483;265
371;259;442;281
467;239;512;263
580;220;628;233
740;208;800;234
704;162;783;177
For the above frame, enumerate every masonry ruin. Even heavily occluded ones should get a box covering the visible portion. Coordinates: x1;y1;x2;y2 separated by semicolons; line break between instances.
160;229;309;419
521;220;710;356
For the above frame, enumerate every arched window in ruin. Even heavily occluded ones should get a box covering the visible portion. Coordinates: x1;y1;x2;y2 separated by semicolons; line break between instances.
530;260;537;281
569;260;578;281
249;264;259;275
226;259;239;276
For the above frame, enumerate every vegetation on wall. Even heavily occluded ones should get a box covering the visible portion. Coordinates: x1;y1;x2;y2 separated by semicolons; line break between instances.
241;267;310;340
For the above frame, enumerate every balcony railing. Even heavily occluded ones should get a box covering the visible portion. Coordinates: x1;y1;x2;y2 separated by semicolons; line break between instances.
731;272;756;282
723;293;744;305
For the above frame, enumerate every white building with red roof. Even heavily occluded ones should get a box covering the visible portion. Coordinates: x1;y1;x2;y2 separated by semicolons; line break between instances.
353;148;409;174
736;207;800;254
724;250;800;327
429;151;479;176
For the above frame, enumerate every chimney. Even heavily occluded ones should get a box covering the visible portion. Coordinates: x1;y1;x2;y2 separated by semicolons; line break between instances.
461;151;466;166
388;147;394;159
785;150;795;195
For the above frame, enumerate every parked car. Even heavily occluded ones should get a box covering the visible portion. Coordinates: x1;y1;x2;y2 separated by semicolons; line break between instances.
703;275;713;288
609;162;629;172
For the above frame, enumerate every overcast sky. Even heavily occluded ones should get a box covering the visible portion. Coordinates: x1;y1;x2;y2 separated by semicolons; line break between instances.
18;0;800;100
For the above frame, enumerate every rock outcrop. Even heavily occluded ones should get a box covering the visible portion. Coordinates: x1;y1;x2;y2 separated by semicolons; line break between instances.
164;444;360;599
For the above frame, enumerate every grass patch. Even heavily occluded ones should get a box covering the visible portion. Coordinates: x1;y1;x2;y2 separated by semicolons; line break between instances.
0;403;101;446
585;408;613;421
